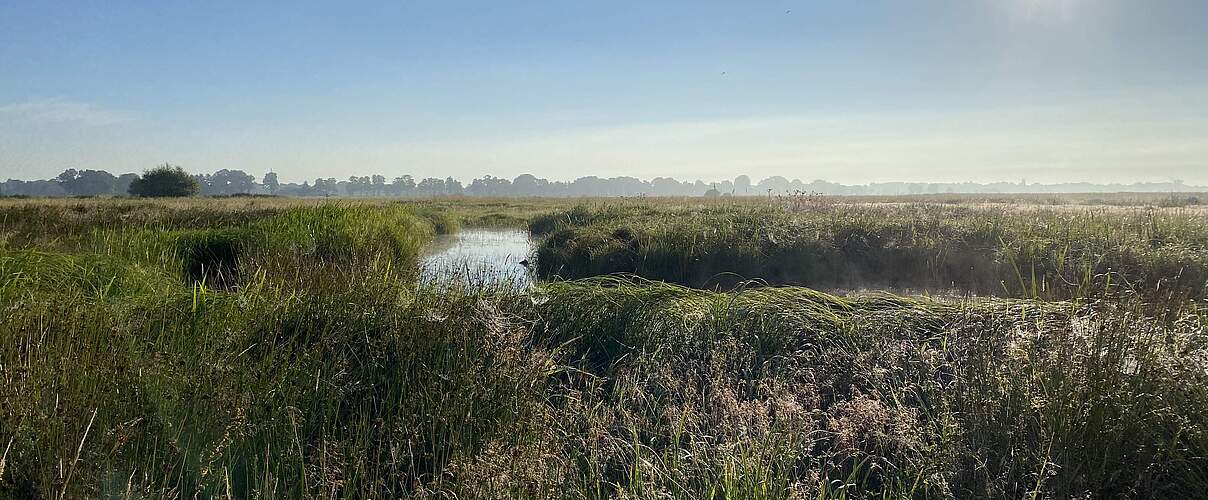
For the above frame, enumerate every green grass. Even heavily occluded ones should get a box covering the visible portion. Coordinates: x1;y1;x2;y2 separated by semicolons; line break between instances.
0;201;456;289
1;197;1206;498
531;203;1208;300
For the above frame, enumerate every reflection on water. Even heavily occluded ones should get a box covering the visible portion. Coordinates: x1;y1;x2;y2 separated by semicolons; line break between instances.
420;229;534;288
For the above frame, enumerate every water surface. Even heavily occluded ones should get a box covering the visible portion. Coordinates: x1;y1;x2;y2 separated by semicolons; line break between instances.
421;229;534;288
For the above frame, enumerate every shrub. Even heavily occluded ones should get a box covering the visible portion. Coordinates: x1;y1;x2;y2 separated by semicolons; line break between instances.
128;164;199;198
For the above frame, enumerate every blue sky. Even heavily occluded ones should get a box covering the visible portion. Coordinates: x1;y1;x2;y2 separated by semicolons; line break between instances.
2;0;1206;183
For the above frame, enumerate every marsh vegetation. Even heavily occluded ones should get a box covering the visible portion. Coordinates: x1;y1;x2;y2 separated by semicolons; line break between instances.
532;203;1208;300
1;196;1205;498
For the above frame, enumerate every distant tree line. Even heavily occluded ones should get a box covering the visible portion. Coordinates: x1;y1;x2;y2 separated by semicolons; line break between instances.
2;166;1205;198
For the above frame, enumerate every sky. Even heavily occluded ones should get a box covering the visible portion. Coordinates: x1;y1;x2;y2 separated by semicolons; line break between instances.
2;0;1206;184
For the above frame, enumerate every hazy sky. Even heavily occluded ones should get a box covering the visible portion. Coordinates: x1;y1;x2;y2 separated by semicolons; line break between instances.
2;1;1206;184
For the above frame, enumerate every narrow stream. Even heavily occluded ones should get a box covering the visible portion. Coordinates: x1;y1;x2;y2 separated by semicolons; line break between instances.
420;229;535;288
419;230;983;299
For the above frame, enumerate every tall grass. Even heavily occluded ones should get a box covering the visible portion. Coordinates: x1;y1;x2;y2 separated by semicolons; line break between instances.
531;203;1208;300
1;198;1205;497
0;258;545;497
0;200;466;297
3;271;1205;496
521;278;1208;497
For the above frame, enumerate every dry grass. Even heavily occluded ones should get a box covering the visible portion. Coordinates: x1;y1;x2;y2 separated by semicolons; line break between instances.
1;197;1205;498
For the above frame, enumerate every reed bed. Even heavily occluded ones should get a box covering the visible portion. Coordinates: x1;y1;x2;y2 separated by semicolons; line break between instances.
531;203;1208;300
0;198;1205;498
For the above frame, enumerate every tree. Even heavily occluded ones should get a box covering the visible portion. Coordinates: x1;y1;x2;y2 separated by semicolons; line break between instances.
416;177;445;196
262;172;279;195
206;169;256;195
466;175;511;196
2;179;65;197
651;177;686;195
756;176;790;195
296;180;313;196
734;175;751;195
116;173;139;194
128;164;199;197
444;176;463;195
371;175;386;196
347;176;371;196
56;168;119;196
313;178;337;197
391;175;415;197
512;174;544;196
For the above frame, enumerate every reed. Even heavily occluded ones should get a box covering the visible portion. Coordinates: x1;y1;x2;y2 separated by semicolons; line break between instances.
1;198;1204;498
531;203;1208;300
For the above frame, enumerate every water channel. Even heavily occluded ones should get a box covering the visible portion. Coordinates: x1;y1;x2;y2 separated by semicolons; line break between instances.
420;229;535;288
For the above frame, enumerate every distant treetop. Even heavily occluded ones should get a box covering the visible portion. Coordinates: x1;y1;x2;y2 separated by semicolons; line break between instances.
128;164;199;198
2;166;1205;198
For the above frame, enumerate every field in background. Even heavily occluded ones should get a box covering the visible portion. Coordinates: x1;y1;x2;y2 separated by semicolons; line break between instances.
1;194;1206;498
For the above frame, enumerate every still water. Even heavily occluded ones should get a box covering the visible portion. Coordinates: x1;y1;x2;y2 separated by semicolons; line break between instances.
420;229;535;288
